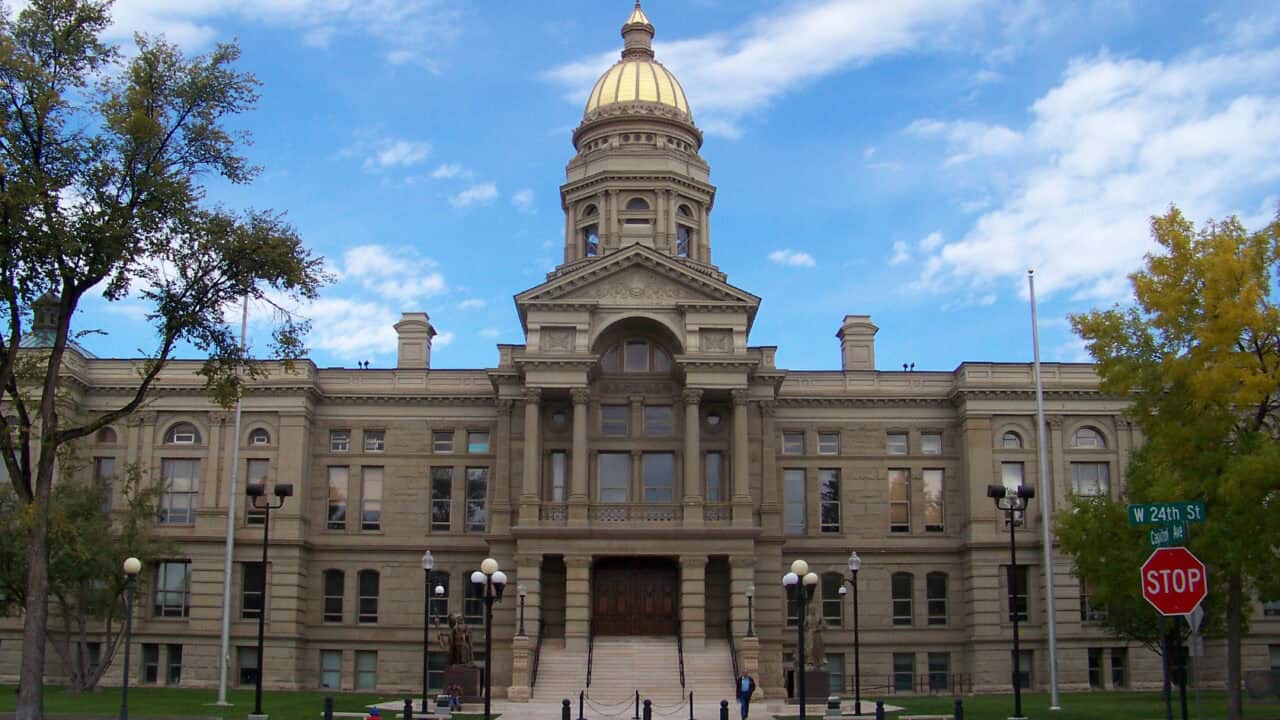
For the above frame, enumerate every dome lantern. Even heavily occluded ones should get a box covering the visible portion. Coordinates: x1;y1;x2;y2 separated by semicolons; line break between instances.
621;0;655;60
582;1;692;123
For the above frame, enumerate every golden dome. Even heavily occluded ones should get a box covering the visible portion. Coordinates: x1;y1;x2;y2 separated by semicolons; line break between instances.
582;2;692;120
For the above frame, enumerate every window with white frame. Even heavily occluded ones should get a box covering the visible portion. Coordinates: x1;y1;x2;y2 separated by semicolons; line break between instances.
361;467;383;530
782;432;804;455
928;652;950;692
330;430;350;452
363;430;385;452
1002;431;1023;449
320;650;342;689
467;431;490;453
643;406;673;437
355;651;377;690
1111;648;1128;687
1007;565;1029;622
154;561;191;618
245;459;269;525
322;569;344;623
249;428;271;446
432;431;454;453
164;423;200;445
821;573;843;626
237;646;258;686
819;469;840;533
241;562;264;620
1071;462;1110;496
327;467;348;530
159;459;199;525
921;432;942;455
550;451;567;502
889;469;910;532
893;653;915;692
598;453;630;503
642;453;675;503
1072;426;1106;448
601;405;629;437
891;572;913;626
887;432;908;455
923;469;944;531
705;452;723;503
431;467;451;531
465;467;488;532
817;432;839;455
1001;462;1026;528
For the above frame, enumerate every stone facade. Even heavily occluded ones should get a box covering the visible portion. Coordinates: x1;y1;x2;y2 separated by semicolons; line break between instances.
3;1;1278;704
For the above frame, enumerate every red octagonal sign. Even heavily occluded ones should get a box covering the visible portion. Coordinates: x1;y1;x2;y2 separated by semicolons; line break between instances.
1141;547;1207;616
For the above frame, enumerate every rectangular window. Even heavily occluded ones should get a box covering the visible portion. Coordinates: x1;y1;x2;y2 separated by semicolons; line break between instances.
817;432;839;455
363;430;385;452
892;573;913;626
245;459;269;525
465;467;489;532
821;574;843;627
142;644;159;684
643;406;673;437
927;652;950;692
893;653;915;692
464;578;484;625
889;469;910;533
782;432;804;455
1088;648;1103;689
642;453;675;503
785;592;799;628
330;430;350;452
323;570;344;623
887;432;908;455
923;468;944;531
355;651;377;690
429;571;450;619
428;653;447;694
357;571;379;624
320;650;342;689
1008;565;1029;622
154;561;191;618
1001;462;1026;527
327;466;348;530
921;432;942;455
819;469;840;533
784;469;806;535
95;457;115;512
705;452;723;503
1014;650;1033;689
241;562;265;620
1111;648;1128;687
598;453;630;503
624;340;649;372
80;642;101;676
1272;645;1280;673
467;431;490;453
166;644;182;686
1264;600;1280;617
827;653;846;693
159;459;199;525
1071;462;1110;496
431;467;452;531
550;451;567;502
926;573;947;626
1080;581;1107;622
237;646;258;687
601;405;629;437
432;431;454;453
361;467;383;531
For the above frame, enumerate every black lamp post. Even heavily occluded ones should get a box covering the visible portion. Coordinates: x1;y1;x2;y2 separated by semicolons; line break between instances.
837;551;862;716
471;558;507;720
988;483;1036;720
783;560;818;720
745;584;755;638
422;550;434;713
517;584;528;637
246;481;293;719
119;556;141;720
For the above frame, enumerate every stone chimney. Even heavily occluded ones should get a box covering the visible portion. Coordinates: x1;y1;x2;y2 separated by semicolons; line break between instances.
394;312;437;369
836;315;877;371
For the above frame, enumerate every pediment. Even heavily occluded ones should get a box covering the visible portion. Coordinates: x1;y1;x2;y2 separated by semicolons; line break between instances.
516;246;759;307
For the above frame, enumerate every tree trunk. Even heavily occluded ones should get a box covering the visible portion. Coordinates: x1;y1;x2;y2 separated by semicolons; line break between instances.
1226;572;1243;720
17;503;50;720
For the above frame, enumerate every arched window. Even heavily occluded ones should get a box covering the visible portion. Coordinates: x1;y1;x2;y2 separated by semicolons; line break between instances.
164;422;200;445
1072;427;1106;449
357;570;379;624
583;224;599;256
926;572;948;625
599;339;673;374
582;204;598;217
249;428;271;446
891;572;913;626
322;569;344;622
1001;431;1023;449
821;573;844;627
95;426;118;444
623;197;652;225
677;204;693;217
625;197;650;210
676;225;691;257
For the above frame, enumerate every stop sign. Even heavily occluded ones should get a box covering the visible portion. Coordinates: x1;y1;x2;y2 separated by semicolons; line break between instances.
1141;547;1207;616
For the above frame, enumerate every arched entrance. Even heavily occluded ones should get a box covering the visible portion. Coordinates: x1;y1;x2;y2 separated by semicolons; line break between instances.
592;557;679;635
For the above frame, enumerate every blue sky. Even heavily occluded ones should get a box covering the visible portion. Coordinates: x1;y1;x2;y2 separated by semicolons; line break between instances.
69;0;1280;372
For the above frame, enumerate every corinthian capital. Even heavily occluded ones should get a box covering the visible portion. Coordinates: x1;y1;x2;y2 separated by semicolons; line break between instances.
570;387;592;405
682;388;704;406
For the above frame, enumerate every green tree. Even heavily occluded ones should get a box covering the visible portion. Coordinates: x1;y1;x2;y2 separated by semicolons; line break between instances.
0;2;326;717
1069;206;1280;720
0;463;173;692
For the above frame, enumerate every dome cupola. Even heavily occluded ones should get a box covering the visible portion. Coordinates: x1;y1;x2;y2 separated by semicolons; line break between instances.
581;1;693;126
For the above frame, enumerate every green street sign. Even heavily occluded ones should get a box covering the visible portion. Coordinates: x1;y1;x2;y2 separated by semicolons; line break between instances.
1128;501;1206;526
1148;521;1189;548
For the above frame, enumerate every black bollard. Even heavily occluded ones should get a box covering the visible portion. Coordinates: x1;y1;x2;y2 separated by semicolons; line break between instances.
875;700;885;720
562;699;571;720
644;698;653;720
403;698;413;719
635;690;641;720
720;699;729;720
579;690;586;720
953;697;963;720
689;691;694;720
324;696;334;720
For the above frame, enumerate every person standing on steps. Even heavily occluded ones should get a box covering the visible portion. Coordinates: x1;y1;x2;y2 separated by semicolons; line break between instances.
737;671;757;719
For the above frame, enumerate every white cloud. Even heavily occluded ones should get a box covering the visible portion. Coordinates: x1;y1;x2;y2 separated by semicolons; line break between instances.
919;231;944;252
431;163;464;179
364;139;431;170
768;249;817;268
914;48;1280;301
451;183;498;208
337;244;447;305
512;188;535;211
304;297;398;359
458;299;486;310
433;330;455;347
546;0;984;137
906;118;1022;165
478;327;500;338
888;241;911;265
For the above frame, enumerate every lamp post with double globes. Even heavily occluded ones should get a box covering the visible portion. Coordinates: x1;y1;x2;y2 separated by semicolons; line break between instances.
837;551;862;716
783;560;819;720
119;557;142;720
988;483;1036;720
246;481;293;719
471;558;507;720
421;550;434;713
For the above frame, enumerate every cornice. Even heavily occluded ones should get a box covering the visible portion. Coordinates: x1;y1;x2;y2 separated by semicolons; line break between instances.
562;173;714;199
774;396;954;409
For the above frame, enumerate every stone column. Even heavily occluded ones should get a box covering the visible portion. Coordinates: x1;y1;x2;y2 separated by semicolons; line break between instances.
758;400;781;534
564;203;574;262
204;412;225;510
493;399;514;533
729;555;756;639
565;555;592;652
518;389;541;527
682;388;704;528
731;389;753;527
680;555;707;649
738;636;762;699
1048;415;1066;520
569;388;590;526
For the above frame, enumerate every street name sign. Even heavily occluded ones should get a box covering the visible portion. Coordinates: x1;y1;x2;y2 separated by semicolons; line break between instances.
1141;547;1208;616
1128;501;1206;526
1148;521;1189;548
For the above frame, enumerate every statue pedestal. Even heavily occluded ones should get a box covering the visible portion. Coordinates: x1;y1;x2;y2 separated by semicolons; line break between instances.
790;670;829;705
443;664;482;702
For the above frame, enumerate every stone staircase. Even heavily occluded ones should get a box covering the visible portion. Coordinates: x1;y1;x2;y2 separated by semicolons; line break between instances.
682;638;736;702
530;638;588;702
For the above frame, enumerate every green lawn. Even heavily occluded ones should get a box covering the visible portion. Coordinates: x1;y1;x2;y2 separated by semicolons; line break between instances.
0;685;444;719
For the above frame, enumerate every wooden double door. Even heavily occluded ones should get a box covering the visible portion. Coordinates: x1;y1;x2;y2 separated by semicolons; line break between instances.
592;557;679;636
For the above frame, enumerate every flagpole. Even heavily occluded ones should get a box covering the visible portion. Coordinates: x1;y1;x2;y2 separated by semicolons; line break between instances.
216;295;249;705
1029;269;1062;710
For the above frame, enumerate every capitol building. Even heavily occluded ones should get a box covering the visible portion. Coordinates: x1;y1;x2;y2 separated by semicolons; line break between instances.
3;1;1276;705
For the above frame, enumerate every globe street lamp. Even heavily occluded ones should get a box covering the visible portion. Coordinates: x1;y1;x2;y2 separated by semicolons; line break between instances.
246;481;293;719
837;551;862;716
119;556;141;720
988;483;1036;720
745;584;755;638
421;550;434;713
783;560;819;720
471;558;507;720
